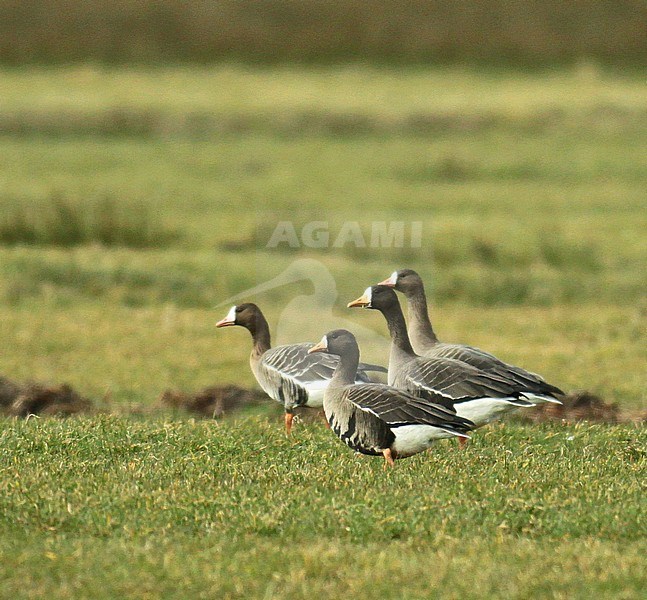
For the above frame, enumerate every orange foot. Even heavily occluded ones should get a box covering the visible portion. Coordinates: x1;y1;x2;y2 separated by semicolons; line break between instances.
382;448;395;468
458;436;468;449
285;412;294;435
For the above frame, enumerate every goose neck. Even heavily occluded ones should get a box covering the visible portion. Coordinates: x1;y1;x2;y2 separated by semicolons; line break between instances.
380;303;416;357
406;286;439;347
248;314;272;359
331;346;360;387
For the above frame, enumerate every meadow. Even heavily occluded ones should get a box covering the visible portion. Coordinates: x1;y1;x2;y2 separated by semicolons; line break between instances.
0;418;645;598
0;65;645;597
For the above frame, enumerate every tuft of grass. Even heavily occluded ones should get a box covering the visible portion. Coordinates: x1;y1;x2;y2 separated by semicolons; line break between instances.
0;194;179;248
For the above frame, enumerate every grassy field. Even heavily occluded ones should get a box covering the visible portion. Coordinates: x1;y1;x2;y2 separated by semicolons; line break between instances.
0;65;645;597
0;418;645;598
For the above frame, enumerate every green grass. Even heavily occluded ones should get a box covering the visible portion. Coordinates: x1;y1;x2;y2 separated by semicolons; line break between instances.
1;65;646;132
0;417;645;598
0;65;645;597
0;193;179;248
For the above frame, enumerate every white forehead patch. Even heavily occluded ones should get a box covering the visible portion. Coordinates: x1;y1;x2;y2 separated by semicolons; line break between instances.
390;271;398;285
226;305;237;322
320;334;328;348
364;287;372;303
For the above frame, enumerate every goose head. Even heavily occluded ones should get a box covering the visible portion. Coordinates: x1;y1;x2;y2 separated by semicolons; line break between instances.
308;329;358;358
216;303;265;334
347;285;399;312
378;269;424;296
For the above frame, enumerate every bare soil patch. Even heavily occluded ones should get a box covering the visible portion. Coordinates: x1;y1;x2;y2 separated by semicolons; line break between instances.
1;375;643;424
158;385;266;418
0;376;93;416
515;390;643;424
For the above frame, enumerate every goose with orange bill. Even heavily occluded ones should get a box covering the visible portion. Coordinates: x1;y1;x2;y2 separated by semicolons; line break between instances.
378;269;565;403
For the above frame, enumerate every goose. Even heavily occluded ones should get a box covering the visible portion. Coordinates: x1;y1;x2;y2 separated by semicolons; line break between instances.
348;286;562;433
378;269;565;402
216;303;387;433
308;329;473;466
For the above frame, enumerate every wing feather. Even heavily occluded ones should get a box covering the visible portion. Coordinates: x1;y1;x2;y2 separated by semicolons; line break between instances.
402;357;523;401
263;343;381;385
343;384;473;431
255;343;385;408
426;344;564;397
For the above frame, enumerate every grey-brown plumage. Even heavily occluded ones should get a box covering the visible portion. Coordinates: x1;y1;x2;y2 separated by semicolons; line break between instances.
379;269;565;401
308;329;473;466
348;286;562;428
216;303;386;433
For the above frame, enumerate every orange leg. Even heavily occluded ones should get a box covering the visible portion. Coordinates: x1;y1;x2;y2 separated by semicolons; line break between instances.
382;448;395;468
284;412;294;435
458;436;468;449
320;411;331;429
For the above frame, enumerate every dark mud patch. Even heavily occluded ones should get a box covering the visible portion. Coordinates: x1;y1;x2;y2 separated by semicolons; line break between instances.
514;390;636;424
0;376;93;417
159;385;327;426
158;385;267;418
2;375;642;424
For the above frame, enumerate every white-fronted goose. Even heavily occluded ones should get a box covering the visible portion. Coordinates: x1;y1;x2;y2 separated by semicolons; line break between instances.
348;286;562;431
308;329;473;466
216;303;387;433
379;269;565;402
